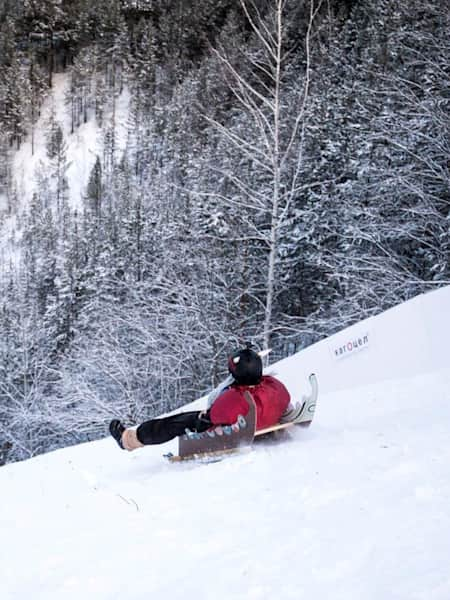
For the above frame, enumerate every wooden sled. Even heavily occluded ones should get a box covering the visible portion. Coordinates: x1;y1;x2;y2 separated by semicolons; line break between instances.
165;374;318;463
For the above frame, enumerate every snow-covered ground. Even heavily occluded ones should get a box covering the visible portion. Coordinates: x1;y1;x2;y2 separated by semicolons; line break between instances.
1;288;449;600
1;72;129;263
12;72;129;212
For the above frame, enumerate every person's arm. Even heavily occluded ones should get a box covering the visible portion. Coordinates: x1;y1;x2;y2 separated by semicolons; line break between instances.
206;373;235;408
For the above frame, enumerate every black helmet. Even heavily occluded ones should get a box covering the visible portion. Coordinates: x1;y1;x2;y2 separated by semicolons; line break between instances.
228;343;263;385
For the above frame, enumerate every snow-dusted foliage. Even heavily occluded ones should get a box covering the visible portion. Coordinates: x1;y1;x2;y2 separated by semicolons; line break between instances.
0;0;449;463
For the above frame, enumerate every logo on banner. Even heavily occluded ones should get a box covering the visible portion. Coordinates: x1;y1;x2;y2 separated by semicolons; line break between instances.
331;332;370;360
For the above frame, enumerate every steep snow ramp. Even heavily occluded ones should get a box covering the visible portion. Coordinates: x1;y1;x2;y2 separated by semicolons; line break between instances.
1;288;450;600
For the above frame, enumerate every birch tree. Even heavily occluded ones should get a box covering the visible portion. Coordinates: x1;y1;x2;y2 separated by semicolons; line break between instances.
209;0;322;351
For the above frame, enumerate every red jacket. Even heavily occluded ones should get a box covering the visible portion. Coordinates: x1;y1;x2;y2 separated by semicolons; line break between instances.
209;375;290;430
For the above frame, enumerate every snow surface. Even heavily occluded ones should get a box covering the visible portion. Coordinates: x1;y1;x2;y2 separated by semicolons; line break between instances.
12;72;129;212
1;72;129;264
1;289;450;600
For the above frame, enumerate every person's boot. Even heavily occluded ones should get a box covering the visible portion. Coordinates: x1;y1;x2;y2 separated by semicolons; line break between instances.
110;420;144;451
109;419;126;449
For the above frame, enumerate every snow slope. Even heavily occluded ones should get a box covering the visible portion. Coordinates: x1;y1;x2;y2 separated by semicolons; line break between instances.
1;72;129;263
1;287;450;600
12;72;130;212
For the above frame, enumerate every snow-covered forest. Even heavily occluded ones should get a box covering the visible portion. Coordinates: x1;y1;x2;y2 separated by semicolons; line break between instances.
0;0;449;464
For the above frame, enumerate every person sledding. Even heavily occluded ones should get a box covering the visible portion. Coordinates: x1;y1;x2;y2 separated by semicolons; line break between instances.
109;343;291;451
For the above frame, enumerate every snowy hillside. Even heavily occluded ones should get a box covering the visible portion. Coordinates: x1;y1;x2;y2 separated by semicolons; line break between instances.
1;72;129;261
1;288;449;600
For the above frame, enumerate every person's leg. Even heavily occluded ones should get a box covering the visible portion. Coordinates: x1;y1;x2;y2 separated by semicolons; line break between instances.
110;410;212;451
137;411;211;445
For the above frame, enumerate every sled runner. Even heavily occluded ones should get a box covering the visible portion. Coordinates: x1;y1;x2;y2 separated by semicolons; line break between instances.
165;374;318;463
